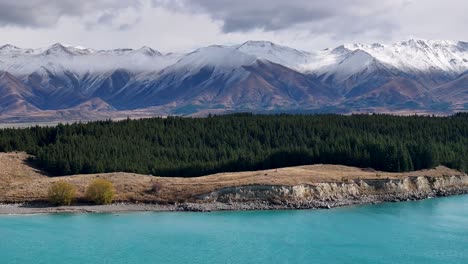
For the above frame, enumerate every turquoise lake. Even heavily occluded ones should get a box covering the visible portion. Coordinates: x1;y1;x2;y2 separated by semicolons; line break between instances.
1;195;468;264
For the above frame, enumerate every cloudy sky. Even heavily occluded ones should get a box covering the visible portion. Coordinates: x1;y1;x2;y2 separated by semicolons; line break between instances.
0;0;466;52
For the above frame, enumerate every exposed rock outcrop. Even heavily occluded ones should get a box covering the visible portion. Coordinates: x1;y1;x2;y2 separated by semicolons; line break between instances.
196;175;468;210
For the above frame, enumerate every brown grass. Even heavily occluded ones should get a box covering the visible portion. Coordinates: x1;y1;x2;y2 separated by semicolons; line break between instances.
0;152;463;203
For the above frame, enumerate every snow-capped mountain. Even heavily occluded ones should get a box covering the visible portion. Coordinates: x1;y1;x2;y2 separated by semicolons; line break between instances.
2;39;466;77
0;39;467;121
297;40;467;86
348;39;468;74
235;41;314;69
122;45;334;111
0;43;182;75
168;45;257;74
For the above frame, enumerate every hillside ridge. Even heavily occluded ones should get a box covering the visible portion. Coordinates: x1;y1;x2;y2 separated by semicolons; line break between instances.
1;152;467;214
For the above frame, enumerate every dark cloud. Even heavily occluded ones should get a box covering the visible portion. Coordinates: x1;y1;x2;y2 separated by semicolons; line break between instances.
153;0;405;37
1;0;465;52
0;0;138;27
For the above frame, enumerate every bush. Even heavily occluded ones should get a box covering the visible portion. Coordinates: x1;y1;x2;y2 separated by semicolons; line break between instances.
48;180;76;206
85;179;115;205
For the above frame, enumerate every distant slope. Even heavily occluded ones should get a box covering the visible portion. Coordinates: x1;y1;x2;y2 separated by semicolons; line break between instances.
0;72;39;114
344;77;438;109
131;59;335;112
434;72;468;111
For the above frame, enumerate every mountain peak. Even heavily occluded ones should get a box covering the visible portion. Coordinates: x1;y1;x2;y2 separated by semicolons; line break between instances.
336;49;379;70
236;40;312;68
171;45;257;72
395;38;459;49
331;45;351;55
332;39;468;74
0;44;28;55
398;39;432;49
43;43;76;56
239;40;276;48
237;40;303;52
64;45;96;55
137;46;162;56
344;49;376;60
71;97;116;112
0;44;20;50
48;43;68;50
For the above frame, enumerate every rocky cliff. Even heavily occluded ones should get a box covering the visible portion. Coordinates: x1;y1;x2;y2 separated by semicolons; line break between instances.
195;175;468;210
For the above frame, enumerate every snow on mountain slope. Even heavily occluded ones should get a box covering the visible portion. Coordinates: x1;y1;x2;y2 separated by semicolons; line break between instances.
297;46;347;74
156;45;258;86
0;43;182;76
42;43;82;56
317;50;390;81
171;45;257;72
126;59;334;111
299;46;399;94
343;39;468;74
235;41;313;69
0;44;34;55
2;39;467;78
300;39;468;76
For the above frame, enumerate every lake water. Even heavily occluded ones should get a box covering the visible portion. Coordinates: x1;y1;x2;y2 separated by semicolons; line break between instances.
1;195;468;264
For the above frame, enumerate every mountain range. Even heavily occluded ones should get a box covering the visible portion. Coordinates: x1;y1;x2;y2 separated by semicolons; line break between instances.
0;39;467;122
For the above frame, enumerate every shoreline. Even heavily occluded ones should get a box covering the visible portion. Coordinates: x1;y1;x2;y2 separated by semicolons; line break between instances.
2;189;467;215
1;153;467;215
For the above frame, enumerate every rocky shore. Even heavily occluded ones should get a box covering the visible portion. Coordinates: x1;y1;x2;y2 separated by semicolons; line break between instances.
2;175;468;215
1;153;467;215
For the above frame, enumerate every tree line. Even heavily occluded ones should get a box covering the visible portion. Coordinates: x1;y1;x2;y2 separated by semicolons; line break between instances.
0;113;467;177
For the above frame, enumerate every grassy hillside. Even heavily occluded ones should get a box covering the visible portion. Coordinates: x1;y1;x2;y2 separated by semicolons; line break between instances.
0;152;463;204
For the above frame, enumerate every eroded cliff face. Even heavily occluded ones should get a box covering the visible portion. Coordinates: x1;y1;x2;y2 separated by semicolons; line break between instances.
197;175;468;208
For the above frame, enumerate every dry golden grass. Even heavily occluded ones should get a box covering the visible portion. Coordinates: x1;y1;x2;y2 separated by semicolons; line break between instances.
0;152;463;203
